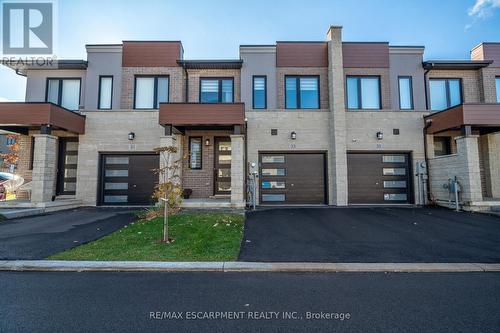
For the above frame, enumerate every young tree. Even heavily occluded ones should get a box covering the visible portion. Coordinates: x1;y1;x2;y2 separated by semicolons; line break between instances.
151;145;182;243
0;134;20;171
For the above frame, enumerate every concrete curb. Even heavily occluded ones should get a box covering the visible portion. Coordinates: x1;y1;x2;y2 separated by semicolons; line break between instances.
1;261;500;273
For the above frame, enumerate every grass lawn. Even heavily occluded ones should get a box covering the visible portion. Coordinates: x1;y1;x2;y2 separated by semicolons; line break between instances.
48;213;245;261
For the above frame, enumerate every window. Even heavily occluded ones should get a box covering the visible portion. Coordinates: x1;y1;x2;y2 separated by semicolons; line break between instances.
253;76;267;109
496;77;500;103
134;76;169;109
262;194;286;202
398;76;413;110
384;193;407;201
261;168;285;176
346;76;381;109
262;181;286;189
382;155;406;163
383;168;406;176
189;137;202;169
434;136;452;156
261;155;285;163
429;79;462;111
46;78;81;111
98;76;113;109
285;76;319;109
200;78;234;103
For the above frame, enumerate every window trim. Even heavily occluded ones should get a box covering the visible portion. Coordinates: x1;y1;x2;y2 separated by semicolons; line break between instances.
345;75;382;110
495;76;500;103
199;77;235;103
397;76;414;110
97;75;113;110
188;136;203;170
133;75;170;110
429;78;463;111
284;75;320;109
252;75;267;109
45;77;82;111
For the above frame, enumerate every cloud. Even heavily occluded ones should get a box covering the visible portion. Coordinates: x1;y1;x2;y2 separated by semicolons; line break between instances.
0;97;10;102
468;0;500;19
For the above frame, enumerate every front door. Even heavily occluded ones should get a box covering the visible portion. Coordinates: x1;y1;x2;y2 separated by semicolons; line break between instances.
214;137;231;195
56;138;78;195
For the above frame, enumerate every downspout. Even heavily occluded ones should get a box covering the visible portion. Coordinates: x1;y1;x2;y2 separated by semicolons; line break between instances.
244;118;248;206
423;119;433;204
183;66;189;102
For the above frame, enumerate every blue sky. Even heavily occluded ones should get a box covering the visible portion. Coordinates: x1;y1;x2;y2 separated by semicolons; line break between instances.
1;0;499;101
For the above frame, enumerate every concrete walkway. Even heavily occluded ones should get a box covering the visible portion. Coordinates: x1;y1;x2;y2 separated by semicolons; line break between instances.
1;260;500;272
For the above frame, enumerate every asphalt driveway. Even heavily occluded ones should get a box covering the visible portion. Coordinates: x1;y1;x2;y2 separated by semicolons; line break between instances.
238;207;500;263
0;207;138;260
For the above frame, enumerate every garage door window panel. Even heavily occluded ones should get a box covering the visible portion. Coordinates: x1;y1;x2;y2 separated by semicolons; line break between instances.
261;168;285;176
262;181;286;189
262;194;286;202
383;168;406;176
261;155;285;163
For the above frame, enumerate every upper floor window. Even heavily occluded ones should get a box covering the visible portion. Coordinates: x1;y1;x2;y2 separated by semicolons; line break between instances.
496;77;500;103
429;78;461;111
98;76;113;109
398;76;413;110
134;76;169;109
46;78;81;111
346;76;381;109
285;76;319;109
253;76;267;109
200;78;233;103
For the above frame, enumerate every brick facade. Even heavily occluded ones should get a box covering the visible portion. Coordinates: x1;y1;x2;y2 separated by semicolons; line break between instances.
427;69;482;103
276;67;329;109
121;67;185;108
343;67;391;110
186;69;241;103
181;129;233;198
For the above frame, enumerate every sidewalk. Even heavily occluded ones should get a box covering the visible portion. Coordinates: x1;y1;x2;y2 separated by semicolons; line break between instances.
1;260;500;272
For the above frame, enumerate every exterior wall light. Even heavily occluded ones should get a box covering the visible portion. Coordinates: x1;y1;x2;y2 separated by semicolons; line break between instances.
128;132;135;140
376;131;383;140
291;131;297;140
205;138;210;146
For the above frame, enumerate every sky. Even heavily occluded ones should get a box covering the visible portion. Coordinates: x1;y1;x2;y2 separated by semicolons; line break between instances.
0;0;499;101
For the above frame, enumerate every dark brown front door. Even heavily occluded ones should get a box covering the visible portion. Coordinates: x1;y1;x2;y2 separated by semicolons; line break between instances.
347;152;412;204
100;153;159;205
56;138;78;195
214;137;231;195
259;152;326;205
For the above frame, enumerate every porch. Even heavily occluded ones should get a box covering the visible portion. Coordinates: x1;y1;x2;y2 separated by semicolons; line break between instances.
425;103;500;211
159;102;246;208
0;102;85;205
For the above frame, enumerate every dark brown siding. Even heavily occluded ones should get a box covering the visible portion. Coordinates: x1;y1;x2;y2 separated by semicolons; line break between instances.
159;103;245;126
122;41;182;67
425;104;500;133
342;43;390;68
276;42;328;67
472;43;500;67
0;103;85;134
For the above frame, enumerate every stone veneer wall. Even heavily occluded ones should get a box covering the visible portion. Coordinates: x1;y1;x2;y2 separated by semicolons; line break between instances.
428;136;482;206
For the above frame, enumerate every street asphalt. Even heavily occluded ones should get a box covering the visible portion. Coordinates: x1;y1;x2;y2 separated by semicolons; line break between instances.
1;271;499;332
239;207;500;262
0;207;138;259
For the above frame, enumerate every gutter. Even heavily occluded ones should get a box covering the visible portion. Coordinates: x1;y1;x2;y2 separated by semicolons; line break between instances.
423;119;433;204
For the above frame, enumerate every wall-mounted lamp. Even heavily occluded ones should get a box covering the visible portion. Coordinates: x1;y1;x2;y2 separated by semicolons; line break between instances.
376;131;383;140
128;132;135;141
205;138;211;146
291;131;297;140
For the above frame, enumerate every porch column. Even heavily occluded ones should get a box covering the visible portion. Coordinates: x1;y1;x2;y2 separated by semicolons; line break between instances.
486;133;500;198
31;134;58;203
230;134;245;207
456;135;483;202
158;135;183;185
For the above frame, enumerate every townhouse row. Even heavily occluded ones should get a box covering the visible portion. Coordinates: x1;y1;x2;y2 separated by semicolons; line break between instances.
1;26;499;211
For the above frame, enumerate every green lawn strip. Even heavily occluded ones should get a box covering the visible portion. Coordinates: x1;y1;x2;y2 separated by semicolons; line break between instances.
48;213;244;261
